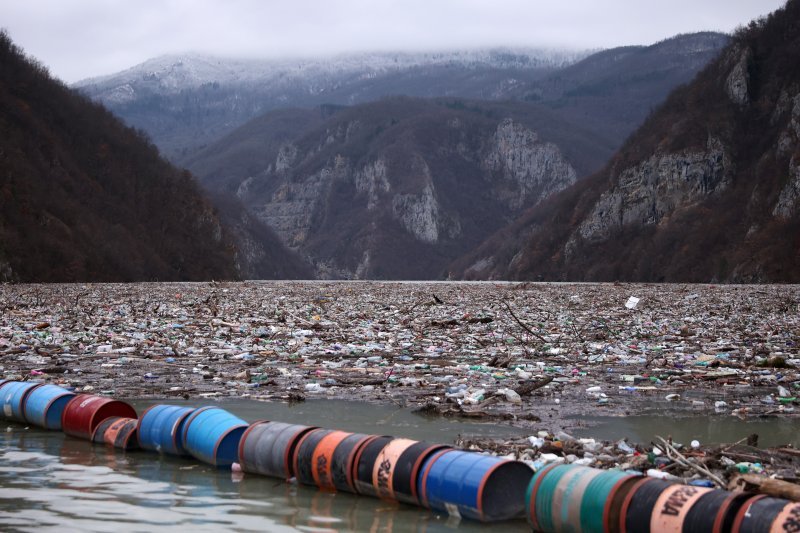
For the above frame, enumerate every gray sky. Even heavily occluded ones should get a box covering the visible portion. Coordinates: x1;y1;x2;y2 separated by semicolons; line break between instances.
0;0;787;83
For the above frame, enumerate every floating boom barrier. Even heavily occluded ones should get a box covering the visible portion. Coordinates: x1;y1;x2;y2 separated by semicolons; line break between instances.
1;380;798;529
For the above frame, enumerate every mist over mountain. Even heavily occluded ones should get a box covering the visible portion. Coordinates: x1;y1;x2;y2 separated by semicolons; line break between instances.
452;2;800;282
74;35;726;164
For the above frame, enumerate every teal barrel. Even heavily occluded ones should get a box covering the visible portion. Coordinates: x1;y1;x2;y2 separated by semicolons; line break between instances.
527;464;642;533
23;383;76;430
1;381;43;423
182;406;248;467
417;449;533;522
136;404;196;455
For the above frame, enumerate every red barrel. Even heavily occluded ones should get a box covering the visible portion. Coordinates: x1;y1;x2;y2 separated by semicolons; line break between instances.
732;495;800;533
92;416;140;450
61;394;138;440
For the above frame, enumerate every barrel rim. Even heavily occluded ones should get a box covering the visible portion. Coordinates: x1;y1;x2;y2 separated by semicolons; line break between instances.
6;381;44;421
730;493;768;533
27;386;75;426
408;443;451;504
601;473;639;531
527;462;561;529
169;407;196;455
237;419;271;469
712;490;753;533
417;448;455;508
116;418;140;450
619;477;661;533
343;433;375;491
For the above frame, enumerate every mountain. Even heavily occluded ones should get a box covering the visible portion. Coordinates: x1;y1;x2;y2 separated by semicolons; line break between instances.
453;1;800;283
74;35;727;164
74;48;581;161
0;31;301;282
187;97;611;279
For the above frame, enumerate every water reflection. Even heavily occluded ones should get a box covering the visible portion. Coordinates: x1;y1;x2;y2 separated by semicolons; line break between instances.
0;426;528;532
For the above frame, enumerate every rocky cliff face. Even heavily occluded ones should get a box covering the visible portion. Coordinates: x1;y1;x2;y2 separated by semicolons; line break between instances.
189;98;583;279
453;2;800;283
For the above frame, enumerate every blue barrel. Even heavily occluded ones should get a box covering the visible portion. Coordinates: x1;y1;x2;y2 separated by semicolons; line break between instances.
23;384;76;430
137;404;196;455
1;381;43;422
417;449;533;522
182;406;248;467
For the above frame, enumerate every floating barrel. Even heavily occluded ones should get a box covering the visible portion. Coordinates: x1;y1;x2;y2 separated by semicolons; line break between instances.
620;478;675;533
92;416;139;450
417;449;533;522
61;394;138;440
352;435;393;497
682;489;754;533
527;464;642;533
732;495;800;533
182;406;248;467
23;383;76;430
311;430;354;491
329;432;372;493
293;428;337;486
388;441;449;505
1;381;43;422
137;404;195;455
238;421;317;480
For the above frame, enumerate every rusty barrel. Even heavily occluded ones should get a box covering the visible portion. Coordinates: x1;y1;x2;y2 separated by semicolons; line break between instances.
23;383;76;430
92;416;139;450
238;421;317;480
137;404;196;455
329;432;373;493
1;381;43;422
61;394;138;440
527;464;642;533
352;435;393;497
732;495;800;533
182;406;248;467
417;449;533;522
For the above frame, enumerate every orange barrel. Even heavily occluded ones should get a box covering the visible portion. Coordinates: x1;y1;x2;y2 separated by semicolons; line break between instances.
732;495;800;533
526;464;642;533
238;421;317;480
329;432;372;493
417;449;533;522
311;430;354;491
648;483;714;531
371;438;418;500
61;394;138;440
352;435;393;497
1;381;43;422
293;428;336;486
92;416;139;450
390;441;451;505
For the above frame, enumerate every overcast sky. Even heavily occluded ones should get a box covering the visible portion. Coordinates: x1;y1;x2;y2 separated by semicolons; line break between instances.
0;0;787;83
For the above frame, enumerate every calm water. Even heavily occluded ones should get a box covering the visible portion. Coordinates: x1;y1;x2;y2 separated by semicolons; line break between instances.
0;399;531;532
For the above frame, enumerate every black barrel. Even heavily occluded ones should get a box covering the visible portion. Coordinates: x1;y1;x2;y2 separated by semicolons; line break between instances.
238;421;317;480
330;433;372;493
353;435;392;497
391;441;450;504
293;428;335;486
733;495;800;533
683;490;753;533
621;478;675;533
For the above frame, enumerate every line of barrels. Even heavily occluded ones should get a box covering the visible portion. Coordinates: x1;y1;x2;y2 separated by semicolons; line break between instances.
4;379;800;529
527;463;800;532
